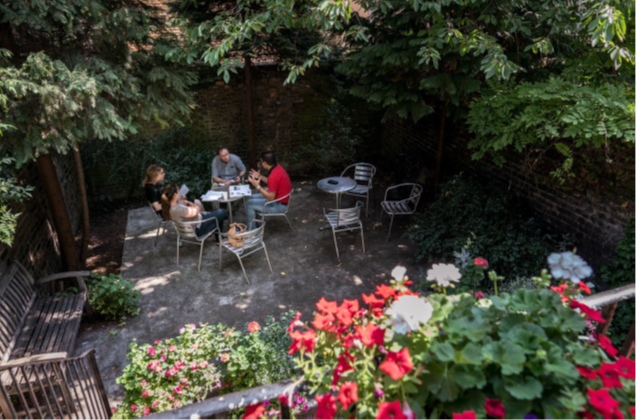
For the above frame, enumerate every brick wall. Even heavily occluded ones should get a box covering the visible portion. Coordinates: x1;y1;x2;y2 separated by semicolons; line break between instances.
0;152;82;278
381;115;635;268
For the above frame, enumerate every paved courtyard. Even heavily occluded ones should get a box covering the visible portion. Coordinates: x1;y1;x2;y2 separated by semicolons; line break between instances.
74;180;426;406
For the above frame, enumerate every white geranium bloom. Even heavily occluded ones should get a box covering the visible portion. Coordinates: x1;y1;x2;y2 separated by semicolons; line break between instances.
426;263;462;287
386;295;434;334
391;265;408;280
547;252;593;284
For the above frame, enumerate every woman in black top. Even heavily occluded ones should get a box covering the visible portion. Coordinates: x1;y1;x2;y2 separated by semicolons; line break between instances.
143;164;165;217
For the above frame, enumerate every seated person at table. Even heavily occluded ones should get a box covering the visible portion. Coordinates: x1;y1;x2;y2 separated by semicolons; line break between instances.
143;164;165;218
246;151;292;227
162;183;228;241
211;146;246;187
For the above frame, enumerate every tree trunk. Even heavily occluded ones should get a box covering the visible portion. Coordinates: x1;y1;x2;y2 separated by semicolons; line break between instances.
245;56;257;169
36;153;81;271
433;101;448;190
74;145;90;269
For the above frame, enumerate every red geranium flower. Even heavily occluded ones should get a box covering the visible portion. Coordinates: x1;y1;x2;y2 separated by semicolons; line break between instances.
316;297;338;314
356;323;385;347
379;348;413;380
570;300;606;323
376;401;407;419
142;406;150;417
287;311;303;332
333;353;354;385
375;284;397;299
577;366;597;380
335;306;353;327
594;333;619;358
610;407;625;419
242;404;265;419
288;329;317;354
577;408;595;419
337;382;358;411
315;394;337;419
615;357;635;380
587;388;620;417
485;398;505;419
578;282;591;294
550;284;567;294
278;394;289;407
453;411;477;419
474;258;489;269
474;291;485;300
130;404;138;412
247;322;261;333
312;313;335;331
630;407;635;417
341;299;360;315
362;293;385;308
597;363;623;388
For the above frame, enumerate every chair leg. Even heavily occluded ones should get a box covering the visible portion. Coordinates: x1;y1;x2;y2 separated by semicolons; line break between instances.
263;244;273;274
366;192;369;218
198;241;205;272
155;223;161;247
386;215;394;241
360;225;366;254
285;215;294;231
176;235;180;266
332;229;340;259
236;256;251;285
219;244;223;272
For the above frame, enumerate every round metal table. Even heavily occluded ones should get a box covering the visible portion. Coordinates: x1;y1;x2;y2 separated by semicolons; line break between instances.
317;177;357;209
200;185;247;224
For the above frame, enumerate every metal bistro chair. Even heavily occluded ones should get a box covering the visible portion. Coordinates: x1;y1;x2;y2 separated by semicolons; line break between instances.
173;215;221;272
149;201;171;246
340;163;376;217
380;183;423;241
258;189;295;231
219;220;273;285
323;201;366;259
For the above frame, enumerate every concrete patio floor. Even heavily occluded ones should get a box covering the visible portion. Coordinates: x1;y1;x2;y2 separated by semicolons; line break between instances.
74;179;426;406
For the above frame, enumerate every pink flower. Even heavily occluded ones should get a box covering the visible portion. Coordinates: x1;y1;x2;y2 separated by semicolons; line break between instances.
142;406;150;417
190;362;198;370
151;401;159;409
220;353;230;362
154;340;160;345
161;355;166;362
248;322;261;333
130;404;138;412
474;258;489;269
200;361;209;368
173;385;182;395
169;345;177;352
141;390;150;398
147;360;159;370
141;380;147;387
147;347;156;356
474;291;485;300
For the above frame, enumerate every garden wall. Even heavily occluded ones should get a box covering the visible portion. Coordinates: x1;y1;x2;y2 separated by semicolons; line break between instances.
381;114;635;269
0;152;83;278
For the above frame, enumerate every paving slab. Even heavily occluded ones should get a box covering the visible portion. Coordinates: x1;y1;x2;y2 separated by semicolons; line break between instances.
74;180;425;406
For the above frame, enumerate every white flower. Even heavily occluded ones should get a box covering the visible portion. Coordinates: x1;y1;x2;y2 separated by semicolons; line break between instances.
391;265;407;280
547;252;593;284
426;263;462;287
385;295;434;334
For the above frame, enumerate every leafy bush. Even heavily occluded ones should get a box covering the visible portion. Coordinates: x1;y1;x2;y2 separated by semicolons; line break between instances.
292;266;634;419
113;312;296;418
86;273;141;321
0;157;33;246
408;174;575;279
82;128;217;200
601;218;635;347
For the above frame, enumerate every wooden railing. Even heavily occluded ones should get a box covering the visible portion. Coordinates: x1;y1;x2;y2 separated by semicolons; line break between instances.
581;283;636;357
0;349;111;419
148;284;635;420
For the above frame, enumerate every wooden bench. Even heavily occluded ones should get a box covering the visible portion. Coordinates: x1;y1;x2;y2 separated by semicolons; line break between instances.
0;260;90;365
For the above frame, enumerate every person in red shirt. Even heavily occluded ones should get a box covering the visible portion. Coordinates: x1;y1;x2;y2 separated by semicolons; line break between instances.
246;151;292;227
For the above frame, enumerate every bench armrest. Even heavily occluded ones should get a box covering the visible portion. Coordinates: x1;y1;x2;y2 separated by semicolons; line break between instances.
37;271;91;292
1;352;68;369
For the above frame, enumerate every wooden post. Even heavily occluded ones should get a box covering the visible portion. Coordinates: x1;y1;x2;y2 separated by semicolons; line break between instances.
74;145;90;269
621;321;635;358
36;153;80;272
245;56;257;169
596;302;618;336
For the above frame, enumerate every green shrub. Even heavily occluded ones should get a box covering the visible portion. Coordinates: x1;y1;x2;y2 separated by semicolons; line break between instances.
86;273;141;321
408;174;575;279
113;312;297;418
601;218;635;347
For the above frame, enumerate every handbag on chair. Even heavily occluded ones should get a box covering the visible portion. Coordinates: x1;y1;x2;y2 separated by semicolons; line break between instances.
227;223;247;247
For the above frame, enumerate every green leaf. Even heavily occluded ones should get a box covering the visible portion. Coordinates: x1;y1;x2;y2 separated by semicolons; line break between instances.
423;362;459;402
459;342;483;365
570;346;600;367
454;365;486;390
483;341;526;375
431;341;455;362
504;376;543;400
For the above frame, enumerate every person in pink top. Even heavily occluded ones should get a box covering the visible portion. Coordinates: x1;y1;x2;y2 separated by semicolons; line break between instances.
246;151;292;227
